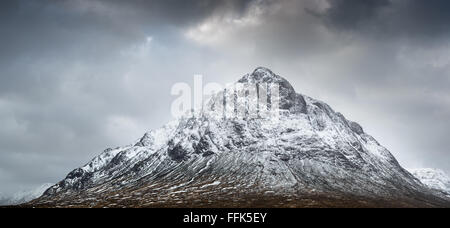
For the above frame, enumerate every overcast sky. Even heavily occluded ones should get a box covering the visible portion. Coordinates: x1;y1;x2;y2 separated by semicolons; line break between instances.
1;0;449;195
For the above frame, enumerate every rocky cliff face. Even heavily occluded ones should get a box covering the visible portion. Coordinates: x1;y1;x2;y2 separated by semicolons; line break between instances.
30;67;450;207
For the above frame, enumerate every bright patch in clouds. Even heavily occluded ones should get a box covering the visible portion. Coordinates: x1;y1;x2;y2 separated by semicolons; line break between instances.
185;3;264;45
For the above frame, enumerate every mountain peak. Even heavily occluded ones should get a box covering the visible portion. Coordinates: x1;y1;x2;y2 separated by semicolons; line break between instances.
237;67;301;111
253;66;275;76
239;67;284;84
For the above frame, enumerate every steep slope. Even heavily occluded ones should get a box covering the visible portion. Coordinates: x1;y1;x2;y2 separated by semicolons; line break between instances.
30;67;450;207
410;168;450;197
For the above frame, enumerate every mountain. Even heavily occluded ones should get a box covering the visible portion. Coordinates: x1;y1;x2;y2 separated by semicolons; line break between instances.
29;67;450;208
0;183;53;206
409;168;450;197
9;183;54;205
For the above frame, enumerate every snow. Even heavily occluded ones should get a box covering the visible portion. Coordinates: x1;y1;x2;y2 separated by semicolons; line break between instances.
0;183;53;205
200;181;221;188
409;168;450;196
81;147;125;173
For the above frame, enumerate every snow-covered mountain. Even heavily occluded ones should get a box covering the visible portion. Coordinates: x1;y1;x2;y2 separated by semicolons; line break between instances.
30;67;450;207
0;183;53;206
410;168;450;197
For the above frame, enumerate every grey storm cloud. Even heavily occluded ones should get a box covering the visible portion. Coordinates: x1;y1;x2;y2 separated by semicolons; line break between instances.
323;0;450;40
324;0;391;30
0;0;449;195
